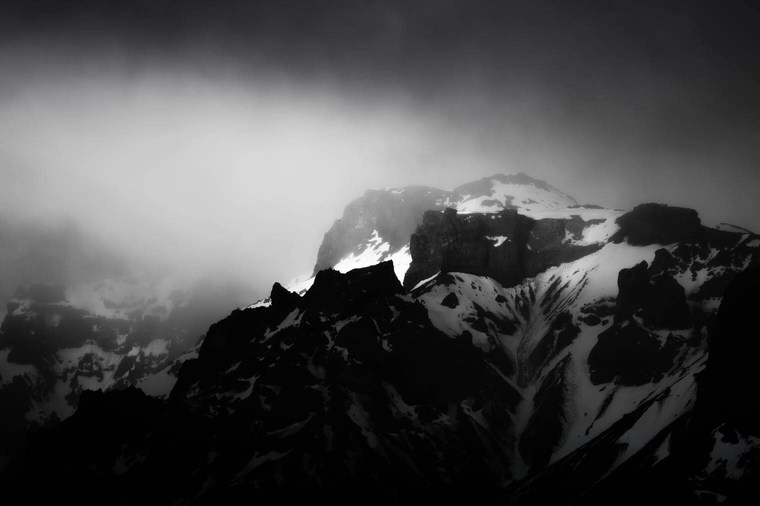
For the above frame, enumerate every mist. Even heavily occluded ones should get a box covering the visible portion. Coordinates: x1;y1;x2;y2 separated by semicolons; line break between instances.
1;0;759;302
0;66;521;296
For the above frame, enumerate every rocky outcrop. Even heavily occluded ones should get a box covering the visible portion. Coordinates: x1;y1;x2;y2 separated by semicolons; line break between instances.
404;208;600;289
588;260;692;386
269;282;301;321
588;322;680;386
313;173;580;276
614;261;691;329
611;203;703;246
693;265;760;434
518;264;760;506
681;266;760;501
303;260;404;312
314;187;444;273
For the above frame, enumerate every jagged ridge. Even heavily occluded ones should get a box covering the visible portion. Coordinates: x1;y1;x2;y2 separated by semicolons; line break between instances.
4;197;759;504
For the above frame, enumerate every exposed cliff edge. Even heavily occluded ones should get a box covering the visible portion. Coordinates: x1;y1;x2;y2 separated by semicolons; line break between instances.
404;207;602;290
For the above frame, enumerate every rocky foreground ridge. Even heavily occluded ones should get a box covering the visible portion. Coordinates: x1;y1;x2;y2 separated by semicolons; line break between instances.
2;173;759;504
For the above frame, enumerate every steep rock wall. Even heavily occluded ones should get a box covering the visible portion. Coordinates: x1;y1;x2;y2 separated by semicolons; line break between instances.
404;208;600;289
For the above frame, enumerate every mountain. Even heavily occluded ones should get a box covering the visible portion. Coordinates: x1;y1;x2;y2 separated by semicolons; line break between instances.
0;274;254;469
255;172;597;302
0;215;261;449
0;280;193;433
2;173;759;504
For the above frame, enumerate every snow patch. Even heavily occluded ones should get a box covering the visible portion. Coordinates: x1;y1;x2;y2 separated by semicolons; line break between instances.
334;230;389;273
705;427;760;481
387;245;412;284
456;178;578;215
487;235;509;247
143;339;169;357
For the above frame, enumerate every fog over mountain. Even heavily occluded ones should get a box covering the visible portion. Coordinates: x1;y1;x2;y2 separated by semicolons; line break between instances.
1;0;758;300
2;3;760;502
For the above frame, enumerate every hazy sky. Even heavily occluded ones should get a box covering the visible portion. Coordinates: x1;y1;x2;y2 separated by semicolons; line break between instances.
1;0;758;298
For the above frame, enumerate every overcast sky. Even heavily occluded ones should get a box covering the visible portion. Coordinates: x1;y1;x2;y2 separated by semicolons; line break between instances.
1;0;758;298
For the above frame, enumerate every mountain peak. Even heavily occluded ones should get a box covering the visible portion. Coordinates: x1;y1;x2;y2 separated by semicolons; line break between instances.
305;173;588;286
491;171;549;186
452;172;578;214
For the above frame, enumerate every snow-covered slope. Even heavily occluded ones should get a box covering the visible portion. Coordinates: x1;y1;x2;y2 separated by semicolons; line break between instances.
225;200;760;502
11;196;759;504
452;172;578;215
6;174;760;504
413;241;702;478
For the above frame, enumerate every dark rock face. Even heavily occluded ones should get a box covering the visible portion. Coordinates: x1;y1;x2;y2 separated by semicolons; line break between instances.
611;203;703;246
5;261;524;505
614;261;650;321
404;208;599;290
303;260;404;313
614;261;691;329
589;260;691;386
440;292;459;308
643;275;692;329
192;307;268;369
520;264;760;506
582;314;602;326
695;265;760;433
518;356;571;471
588;322;680;386
660;265;760;505
14;387;202;505
404;208;526;289
269;282;301;321
313;173;577;276
314;187;445;273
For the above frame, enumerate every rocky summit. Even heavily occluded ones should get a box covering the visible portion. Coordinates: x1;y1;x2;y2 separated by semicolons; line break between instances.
2;173;760;505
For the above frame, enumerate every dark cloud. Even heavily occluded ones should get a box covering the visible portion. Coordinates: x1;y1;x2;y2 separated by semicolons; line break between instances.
0;1;758;296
